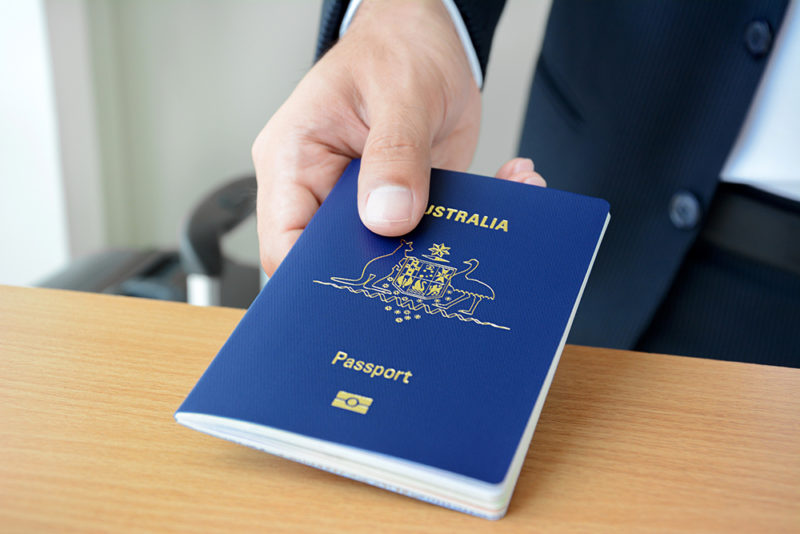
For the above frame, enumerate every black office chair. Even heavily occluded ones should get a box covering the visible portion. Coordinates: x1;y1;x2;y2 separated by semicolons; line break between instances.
39;176;262;309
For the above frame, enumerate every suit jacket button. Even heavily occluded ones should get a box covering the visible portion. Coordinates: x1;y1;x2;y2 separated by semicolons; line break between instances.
669;191;702;230
745;20;773;57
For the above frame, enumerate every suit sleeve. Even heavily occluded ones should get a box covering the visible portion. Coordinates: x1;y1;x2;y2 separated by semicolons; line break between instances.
314;0;507;80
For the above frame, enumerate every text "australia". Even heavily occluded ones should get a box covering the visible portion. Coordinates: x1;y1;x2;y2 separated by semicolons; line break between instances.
424;205;509;232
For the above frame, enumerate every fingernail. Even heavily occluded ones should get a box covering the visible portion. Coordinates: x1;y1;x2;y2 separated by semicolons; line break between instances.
524;174;546;187
365;185;413;223
511;158;534;174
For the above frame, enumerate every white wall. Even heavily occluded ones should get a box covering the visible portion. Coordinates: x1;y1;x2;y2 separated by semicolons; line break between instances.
0;0;70;286
86;0;326;265
474;0;551;176
46;0;106;258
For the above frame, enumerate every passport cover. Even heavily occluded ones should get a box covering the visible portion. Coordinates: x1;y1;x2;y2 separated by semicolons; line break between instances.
176;160;610;518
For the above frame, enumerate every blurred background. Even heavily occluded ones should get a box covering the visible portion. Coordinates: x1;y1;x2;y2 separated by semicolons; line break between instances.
0;0;550;294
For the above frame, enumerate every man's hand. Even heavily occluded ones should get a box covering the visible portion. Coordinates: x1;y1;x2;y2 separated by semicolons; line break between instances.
252;0;544;275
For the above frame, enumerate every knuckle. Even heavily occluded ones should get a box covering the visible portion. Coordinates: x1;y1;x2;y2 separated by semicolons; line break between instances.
366;132;424;161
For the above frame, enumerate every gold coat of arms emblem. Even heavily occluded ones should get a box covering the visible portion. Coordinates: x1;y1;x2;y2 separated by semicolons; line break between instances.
314;240;508;331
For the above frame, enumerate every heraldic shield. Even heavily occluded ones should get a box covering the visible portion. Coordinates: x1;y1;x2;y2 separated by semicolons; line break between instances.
391;257;456;300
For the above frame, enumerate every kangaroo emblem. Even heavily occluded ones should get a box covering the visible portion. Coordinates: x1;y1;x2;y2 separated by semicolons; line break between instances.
330;240;414;294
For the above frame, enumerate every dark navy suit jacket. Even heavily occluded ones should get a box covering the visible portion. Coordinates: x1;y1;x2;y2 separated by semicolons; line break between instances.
316;0;790;350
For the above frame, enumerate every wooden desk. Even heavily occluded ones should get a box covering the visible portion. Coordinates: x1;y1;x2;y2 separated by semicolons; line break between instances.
1;285;798;532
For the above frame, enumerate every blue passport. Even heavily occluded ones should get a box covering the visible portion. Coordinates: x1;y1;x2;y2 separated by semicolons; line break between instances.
176;160;609;519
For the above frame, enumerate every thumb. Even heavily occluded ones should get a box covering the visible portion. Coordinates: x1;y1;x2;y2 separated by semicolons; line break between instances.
358;106;431;236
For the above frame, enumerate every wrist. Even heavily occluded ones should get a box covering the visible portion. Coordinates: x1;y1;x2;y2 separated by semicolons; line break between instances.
342;0;477;92
347;0;450;31
341;0;482;89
